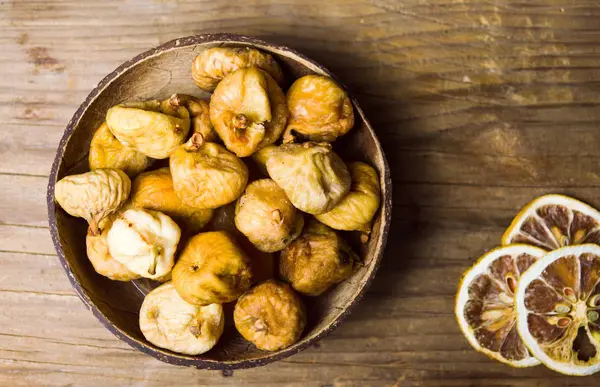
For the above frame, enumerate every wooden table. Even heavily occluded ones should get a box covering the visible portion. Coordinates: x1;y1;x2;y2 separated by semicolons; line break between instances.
2;0;600;385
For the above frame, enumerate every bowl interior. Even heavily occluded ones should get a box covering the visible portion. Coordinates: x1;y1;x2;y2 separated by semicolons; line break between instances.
49;35;390;369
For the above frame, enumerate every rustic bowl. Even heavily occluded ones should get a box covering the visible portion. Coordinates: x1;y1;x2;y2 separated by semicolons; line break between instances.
47;34;392;370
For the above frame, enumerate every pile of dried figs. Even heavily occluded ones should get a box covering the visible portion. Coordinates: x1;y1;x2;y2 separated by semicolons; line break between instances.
54;46;382;355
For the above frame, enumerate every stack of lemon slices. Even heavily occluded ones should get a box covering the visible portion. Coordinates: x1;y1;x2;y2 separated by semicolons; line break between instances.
455;194;600;376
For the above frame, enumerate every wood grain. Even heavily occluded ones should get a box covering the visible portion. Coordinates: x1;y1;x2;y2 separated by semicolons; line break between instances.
2;0;600;385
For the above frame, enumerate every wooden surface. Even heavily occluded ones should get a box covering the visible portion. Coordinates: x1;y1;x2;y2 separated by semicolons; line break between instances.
2;0;600;385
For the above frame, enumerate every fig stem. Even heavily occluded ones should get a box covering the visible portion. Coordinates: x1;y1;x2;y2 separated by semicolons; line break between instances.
187;132;205;151
253;318;267;332
232;114;249;130
88;215;100;236
189;325;202;338
271;209;283;224
360;232;370;244
168;93;184;107
148;246;160;276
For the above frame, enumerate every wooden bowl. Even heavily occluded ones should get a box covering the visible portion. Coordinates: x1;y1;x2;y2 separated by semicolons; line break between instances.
47;34;392;370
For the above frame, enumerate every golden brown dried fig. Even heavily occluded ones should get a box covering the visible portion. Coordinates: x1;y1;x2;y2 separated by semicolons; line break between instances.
170;133;248;209
139;282;224;355
89;122;151;177
280;219;359;296
266;142;351;214
234;280;305;351
54;168;131;235
315;162;380;234
86;210;140;281
131;168;213;234
107;208;181;280
283;75;354;143
235;179;304;253
209;67;287;157
106;99;190;159
168;94;218;142
209;203;276;283
172;231;252;305
251;144;278;175
192;47;284;91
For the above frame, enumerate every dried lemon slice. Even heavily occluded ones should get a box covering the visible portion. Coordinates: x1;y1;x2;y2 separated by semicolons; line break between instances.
516;244;600;375
502;195;600;250
455;245;544;367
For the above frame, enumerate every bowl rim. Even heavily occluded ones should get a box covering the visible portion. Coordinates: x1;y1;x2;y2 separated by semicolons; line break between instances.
47;33;392;370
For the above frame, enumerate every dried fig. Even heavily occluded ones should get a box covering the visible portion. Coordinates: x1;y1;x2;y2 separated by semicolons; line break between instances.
139;282;224;355
283;75;354;143
234;280;305;351
168;94;218;142
280;219;359;296
89;122;151;177
172;231;252;305
131;168;213;234
315;162;380;233
107;208;181;280
235;179;304;252
192;47;284;91
170;133;248;209
209;67;287;157
54;168;131;235
251;144;277;175
266;142;351;214
106;99;190;159
86;210;140;281
209;203;276;283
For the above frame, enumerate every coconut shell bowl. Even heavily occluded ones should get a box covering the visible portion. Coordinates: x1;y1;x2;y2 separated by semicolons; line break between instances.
47;34;392;370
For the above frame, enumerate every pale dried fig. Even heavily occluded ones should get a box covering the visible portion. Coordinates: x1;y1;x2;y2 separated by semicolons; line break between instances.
139;282;224;355
251;144;277;176
235;179;303;252
168;94;218;142
172;231;252;305
280;219;359;296
315;162;380;234
131;168;213;234
86;210;140;281
234;280;305;351
89;122;151;177
266;142;351;214
170;133;248;209
106;99;190;159
209;67;287;157
107;208;181;280
54;168;131;235
283;75;354;143
192;47;284;91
